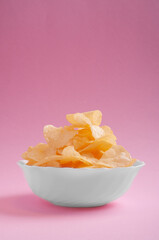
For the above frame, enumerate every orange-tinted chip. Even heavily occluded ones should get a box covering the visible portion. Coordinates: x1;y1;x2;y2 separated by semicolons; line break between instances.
78;128;94;140
34;155;62;166
83;110;102;125
78;125;105;140
99;145;136;168
66;110;102;127
90;125;105;139
43;125;76;148
41;161;61;167
80;138;113;153
72;135;90;151
26;159;37;166
58;146;93;167
101;125;117;144
22;143;55;162
79;138;113;159
22;110;135;168
66;113;91;127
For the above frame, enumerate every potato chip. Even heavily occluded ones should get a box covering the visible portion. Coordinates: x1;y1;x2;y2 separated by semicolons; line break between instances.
80;138;113;153
93;151;104;159
41;161;61;167
62;146;81;158
34;155;62;166
101;125;117;144
90;125;105;139
22;110;135;168
66;110;102;127
83;162;110;168
60;161;90;168
56;148;63;155
104;136;116;145
84;110;102;125
80;152;95;159
26;159;37;166
66;113;91;127
81;153;98;163
22;149;34;161
82;148;104;160
93;162;111;168
78;125;105;141
22;143;55;162
72;135;89;151
78;128;94;140
62;146;92;164
59;146;94;167
99;145;136;168
79;138;113;159
43;125;76;148
101;125;114;135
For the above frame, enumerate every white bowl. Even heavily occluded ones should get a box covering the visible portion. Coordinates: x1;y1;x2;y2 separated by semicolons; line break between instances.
17;160;145;207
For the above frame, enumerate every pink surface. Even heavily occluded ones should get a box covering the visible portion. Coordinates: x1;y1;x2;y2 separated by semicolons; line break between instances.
0;0;159;239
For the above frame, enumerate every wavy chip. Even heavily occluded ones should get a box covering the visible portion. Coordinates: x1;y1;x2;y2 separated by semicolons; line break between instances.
78;125;105;140
72;135;89;151
99;145;136;168
66;113;91;127
101;125;117;144
22;143;55;162
66;110;102;127
22;110;135;168
83;110;102;125
90;125;105;139
80;138;113;153
43;125;76;148
79;138;113;159
34;155;62;167
59;146;93;168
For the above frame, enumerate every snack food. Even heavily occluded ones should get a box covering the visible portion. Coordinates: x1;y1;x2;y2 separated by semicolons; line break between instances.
22;110;136;168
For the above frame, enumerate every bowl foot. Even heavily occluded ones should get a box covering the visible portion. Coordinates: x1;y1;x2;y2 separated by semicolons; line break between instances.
49;201;108;208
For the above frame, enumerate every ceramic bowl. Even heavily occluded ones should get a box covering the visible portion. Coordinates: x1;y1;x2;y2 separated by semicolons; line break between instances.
17;160;145;207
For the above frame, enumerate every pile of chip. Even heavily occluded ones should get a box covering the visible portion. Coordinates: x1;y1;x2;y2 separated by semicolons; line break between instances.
22;110;136;168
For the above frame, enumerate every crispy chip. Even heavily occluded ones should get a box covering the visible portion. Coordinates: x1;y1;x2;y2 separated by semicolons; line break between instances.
26;159;37;166
81;153;97;163
93;162;111;168
41;161;61;167
66;110;102;127
62;146;81;158
60;161;90;168
22;110;135;168
22;149;33;161
34;155;62;166
78;128;94;140
101;125;114;135
72;135;90;151
104;136;116;145
80;138;113;153
66;113;91;127
22;143;55;162
78;125;105;140
56;148;63;155
84;110;102;125
99;145;136;168
101;125;117;144
82;162;110;168
90;125;105;139
43;125;76;148
59;146;93;167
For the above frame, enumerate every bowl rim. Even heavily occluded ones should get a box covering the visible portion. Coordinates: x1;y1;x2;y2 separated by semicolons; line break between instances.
17;159;145;171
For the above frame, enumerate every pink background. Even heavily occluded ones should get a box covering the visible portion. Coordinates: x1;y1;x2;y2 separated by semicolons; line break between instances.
0;0;159;239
